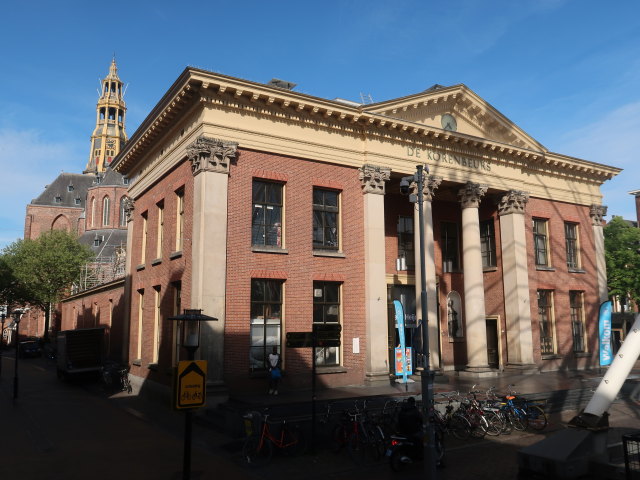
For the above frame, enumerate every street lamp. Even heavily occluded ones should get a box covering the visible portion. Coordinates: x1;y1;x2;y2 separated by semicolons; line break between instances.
400;164;437;480
169;308;218;480
12;308;29;400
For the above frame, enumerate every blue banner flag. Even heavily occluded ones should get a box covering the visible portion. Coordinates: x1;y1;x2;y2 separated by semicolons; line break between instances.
393;300;409;383
599;301;613;366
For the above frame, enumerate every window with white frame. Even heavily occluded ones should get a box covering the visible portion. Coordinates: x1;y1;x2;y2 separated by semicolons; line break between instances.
313;281;341;366
250;279;282;370
570;291;586;353
252;180;283;247
537;290;555;355
480;219;497;268
533;218;550;267
565;222;580;269
313;188;339;250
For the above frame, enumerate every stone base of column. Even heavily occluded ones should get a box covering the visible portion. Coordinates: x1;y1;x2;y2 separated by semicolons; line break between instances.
206;379;229;406
458;365;499;378
504;363;539;375
364;371;392;385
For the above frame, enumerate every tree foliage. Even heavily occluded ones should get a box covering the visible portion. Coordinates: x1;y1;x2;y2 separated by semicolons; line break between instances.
1;230;94;338
604;216;640;308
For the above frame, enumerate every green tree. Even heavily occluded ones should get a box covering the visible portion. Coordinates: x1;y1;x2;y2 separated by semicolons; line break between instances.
604;216;640;309
2;230;94;341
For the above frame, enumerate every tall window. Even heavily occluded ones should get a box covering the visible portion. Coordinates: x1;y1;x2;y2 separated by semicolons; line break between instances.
533;218;549;267
119;197;127;227
397;216;414;269
141;212;148;264
480;219;497;268
252;180;283;247
313;188;339;250
152;286;161;364
441;222;460;272
175;189;184;251
565;222;579;269
102;197;110;226
137;289;144;360
91;197;96;227
570;291;586;353
537;290;555;355
313;282;341;366
156;201;164;259
172;281;182;365
250;279;283;370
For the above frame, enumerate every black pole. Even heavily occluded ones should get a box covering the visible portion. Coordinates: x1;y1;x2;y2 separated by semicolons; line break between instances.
311;330;317;454
416;165;437;479
0;316;5;379
183;347;195;480
13;320;19;400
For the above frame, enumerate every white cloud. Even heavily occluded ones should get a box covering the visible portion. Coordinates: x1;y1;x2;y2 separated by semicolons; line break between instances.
555;101;640;220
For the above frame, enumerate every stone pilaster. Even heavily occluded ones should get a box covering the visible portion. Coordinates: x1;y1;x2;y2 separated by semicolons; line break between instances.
590;204;609;303
498;190;535;368
458;182;491;372
358;164;391;384
411;174;442;370
188;136;238;395
121;196;134;364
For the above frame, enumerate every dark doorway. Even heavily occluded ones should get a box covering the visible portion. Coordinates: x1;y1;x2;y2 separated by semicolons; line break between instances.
387;285;417;375
486;317;499;369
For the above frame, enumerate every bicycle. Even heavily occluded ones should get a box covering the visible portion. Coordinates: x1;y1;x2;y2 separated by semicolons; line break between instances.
242;409;305;466
101;361;133;394
434;392;472;440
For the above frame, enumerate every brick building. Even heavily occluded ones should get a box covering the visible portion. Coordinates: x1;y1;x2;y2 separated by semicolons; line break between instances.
111;68;620;397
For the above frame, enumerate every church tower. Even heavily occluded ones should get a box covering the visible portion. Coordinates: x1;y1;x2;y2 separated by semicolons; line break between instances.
85;59;128;174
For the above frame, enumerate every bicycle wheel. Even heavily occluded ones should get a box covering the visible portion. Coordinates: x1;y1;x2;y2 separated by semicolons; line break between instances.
331;423;349;453
525;405;548;431
466;411;487;438
281;425;305;456
483;411;504;436
508;408;527;431
448;414;472;440
242;436;272;466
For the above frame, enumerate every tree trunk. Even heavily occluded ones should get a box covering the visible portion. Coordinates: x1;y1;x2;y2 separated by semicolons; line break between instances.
43;302;51;343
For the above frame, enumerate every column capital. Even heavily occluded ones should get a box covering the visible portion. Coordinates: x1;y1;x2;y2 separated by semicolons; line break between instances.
187;135;238;176
358;164;391;194
590;204;608;226
498;190;530;216
458;181;488;209
410;174;443;202
122;196;135;223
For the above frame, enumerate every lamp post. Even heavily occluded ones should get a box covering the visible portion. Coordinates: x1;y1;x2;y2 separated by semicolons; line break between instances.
400;164;437;479
169;308;217;480
12;308;28;400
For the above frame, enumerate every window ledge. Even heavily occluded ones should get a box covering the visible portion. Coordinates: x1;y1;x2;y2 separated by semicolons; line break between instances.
170;250;183;260
535;266;556;272
313;249;345;258
151;258;162;266
147;363;159;371
315;366;347;374
252;246;289;254
568;268;586;274
541;354;562;360
136;264;145;271
132;359;142;366
483;266;498;273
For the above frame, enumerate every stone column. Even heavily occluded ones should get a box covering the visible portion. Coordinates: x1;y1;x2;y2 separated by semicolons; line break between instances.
359;164;391;384
188;136;238;392
590;204;609;303
412;174;442;370
498;190;535;367
458;181;490;372
121;196;135;365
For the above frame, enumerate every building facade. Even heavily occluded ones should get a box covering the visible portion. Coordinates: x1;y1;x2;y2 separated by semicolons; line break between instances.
112;68;620;396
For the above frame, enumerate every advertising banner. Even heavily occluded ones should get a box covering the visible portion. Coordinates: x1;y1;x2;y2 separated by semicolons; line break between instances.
393;300;409;383
599;301;613;367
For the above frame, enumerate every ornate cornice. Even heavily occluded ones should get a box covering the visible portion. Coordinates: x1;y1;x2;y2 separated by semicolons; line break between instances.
458;181;488;209
122;196;135;223
590;204;608;226
187;135;238;175
410;174;443;202
358;164;391;195
498;190;529;216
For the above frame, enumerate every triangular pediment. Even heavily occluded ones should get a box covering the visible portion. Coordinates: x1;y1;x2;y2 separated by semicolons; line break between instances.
364;84;545;151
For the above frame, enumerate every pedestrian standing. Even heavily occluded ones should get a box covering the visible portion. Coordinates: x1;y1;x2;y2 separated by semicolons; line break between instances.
267;347;281;395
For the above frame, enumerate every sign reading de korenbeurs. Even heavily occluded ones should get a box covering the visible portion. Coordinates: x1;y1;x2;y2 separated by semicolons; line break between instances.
175;360;207;409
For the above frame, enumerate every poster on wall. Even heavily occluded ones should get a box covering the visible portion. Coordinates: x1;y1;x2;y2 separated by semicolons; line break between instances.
599;300;613;367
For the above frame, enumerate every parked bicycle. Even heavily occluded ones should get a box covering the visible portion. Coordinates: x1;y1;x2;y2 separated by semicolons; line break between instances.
101;360;132;394
242;409;305;466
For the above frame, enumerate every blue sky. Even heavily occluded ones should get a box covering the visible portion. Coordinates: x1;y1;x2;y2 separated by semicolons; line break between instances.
1;0;639;248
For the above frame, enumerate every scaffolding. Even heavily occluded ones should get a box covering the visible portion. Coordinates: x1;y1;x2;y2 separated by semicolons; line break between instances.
73;247;126;293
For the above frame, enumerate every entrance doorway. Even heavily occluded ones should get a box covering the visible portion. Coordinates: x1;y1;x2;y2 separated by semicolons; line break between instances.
387;285;417;374
485;317;499;369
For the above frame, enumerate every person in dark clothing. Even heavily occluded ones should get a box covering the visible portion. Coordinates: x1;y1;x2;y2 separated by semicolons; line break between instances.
397;396;423;436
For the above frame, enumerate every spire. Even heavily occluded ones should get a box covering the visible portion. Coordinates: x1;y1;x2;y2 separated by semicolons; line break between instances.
84;59;128;174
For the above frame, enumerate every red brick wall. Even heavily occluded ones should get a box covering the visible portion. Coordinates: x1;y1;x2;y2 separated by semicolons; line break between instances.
224;149;366;390
24;204;85;239
526;198;598;371
85;185;128;231
128;159;192;385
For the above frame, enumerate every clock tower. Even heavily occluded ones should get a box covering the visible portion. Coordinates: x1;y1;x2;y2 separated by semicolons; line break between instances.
85;58;128;174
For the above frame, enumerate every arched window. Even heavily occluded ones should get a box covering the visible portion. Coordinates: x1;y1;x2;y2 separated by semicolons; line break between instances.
102;197;110;226
91;197;96;227
99;108;105;120
119;197;127;227
108;108;116;120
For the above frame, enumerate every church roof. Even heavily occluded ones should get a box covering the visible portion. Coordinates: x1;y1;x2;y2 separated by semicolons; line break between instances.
78;228;128;259
30;172;95;208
